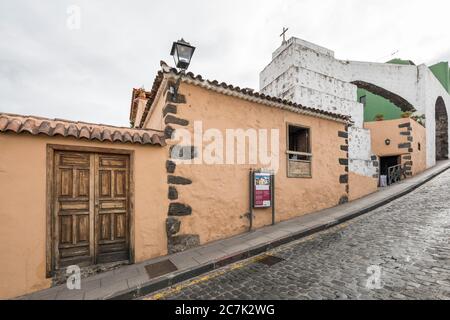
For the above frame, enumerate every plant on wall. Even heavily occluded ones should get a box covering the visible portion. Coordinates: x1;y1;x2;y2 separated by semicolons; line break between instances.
401;111;413;118
411;114;426;127
374;113;384;121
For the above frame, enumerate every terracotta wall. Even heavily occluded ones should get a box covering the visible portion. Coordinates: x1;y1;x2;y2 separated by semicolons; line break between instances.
364;118;427;176
150;83;348;246
0;134;168;299
348;172;378;201
409;119;427;175
365;119;410;157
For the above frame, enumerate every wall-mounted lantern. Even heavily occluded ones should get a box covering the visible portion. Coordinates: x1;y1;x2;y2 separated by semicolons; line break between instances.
170;39;196;70
385;139;391;146
169;39;196;97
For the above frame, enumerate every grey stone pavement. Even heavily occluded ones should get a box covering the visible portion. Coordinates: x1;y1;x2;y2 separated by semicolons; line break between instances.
149;162;450;300
21;160;450;300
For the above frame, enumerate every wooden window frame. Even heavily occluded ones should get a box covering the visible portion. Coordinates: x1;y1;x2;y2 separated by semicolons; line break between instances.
286;123;313;179
46;144;136;278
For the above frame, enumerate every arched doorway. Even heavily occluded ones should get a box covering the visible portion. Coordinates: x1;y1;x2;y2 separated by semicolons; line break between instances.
435;97;448;160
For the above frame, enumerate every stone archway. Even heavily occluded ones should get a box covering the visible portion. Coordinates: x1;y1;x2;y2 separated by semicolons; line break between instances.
435;97;448;160
351;80;416;112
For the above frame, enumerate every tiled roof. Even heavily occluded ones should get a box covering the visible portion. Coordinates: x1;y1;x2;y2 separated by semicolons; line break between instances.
0;113;166;146
130;71;164;124
131;61;351;127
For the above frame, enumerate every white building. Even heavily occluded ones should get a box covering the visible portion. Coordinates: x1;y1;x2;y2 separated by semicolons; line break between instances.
260;37;449;178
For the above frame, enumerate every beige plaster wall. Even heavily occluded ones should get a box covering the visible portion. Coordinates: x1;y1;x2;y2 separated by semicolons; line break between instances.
364;118;427;176
349;172;378;201
145;87;167;131
0;133;168;299
159;83;348;245
365;119;410;157
409;119;427;175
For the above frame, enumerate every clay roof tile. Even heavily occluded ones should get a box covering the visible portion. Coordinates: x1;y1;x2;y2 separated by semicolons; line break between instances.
91;127;102;141
102;129;112;142
0;113;165;146
67;124;78;138
38;121;52;135
132;132;142;144
141;132;152;144
112;130;123;142
19;119;38;135
122;132;133;143
53;123;67;136
151;134;165;146
6;119;22;132
0;116;9;131
79;126;91;139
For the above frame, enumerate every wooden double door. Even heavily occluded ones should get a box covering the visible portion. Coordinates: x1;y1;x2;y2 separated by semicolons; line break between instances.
52;151;130;270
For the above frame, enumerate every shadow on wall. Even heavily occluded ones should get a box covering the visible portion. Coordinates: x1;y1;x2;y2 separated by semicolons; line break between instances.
435;96;448;160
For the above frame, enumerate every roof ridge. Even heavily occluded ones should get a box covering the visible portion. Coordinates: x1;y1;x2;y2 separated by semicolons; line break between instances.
0;113;165;146
0;112;163;133
131;64;352;127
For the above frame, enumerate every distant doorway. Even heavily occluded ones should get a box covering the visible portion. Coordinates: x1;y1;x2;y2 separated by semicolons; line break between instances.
379;155;402;186
435;97;448;160
379;156;400;176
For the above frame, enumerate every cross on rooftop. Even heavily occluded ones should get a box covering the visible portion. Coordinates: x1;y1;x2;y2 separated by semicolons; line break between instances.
280;27;289;44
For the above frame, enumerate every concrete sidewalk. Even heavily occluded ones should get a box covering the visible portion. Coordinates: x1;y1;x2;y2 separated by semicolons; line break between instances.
20;160;450;300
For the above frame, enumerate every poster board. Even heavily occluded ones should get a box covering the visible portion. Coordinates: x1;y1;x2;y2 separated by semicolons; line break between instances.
254;172;272;208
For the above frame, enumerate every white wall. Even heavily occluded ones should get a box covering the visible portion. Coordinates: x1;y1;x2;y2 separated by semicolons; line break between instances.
260;37;375;177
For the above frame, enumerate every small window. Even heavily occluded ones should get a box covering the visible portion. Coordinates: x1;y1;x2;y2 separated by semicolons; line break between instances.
359;95;367;107
287;125;312;178
418;142;421;151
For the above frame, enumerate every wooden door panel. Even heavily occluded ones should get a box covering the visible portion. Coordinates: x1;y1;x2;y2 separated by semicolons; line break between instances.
59;153;90;166
59;215;73;244
95;154;130;265
100;156;127;168
76;170;90;197
54;152;94;269
99;170;112;197
59;169;73;197
99;214;111;240
114;171;126;197
115;213;127;239
53;151;130;270
77;215;90;242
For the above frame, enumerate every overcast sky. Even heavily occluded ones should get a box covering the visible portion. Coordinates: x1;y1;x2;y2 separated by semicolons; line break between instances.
1;0;449;126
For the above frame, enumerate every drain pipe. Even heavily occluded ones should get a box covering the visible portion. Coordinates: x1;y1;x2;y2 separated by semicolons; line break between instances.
248;169;254;232
271;172;275;226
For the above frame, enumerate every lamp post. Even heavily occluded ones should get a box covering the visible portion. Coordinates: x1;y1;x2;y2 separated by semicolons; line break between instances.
170;39;196;97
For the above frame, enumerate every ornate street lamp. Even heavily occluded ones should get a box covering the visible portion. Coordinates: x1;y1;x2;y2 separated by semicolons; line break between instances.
169;39;195;98
170;39;196;70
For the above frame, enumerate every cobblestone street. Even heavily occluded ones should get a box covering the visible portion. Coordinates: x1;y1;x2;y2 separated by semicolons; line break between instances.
148;169;450;300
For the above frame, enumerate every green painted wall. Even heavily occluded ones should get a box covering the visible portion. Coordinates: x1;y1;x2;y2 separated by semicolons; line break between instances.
386;58;415;66
429;61;450;93
358;88;403;122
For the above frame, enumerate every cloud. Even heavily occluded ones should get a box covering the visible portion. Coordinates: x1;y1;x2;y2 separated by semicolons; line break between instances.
0;0;449;126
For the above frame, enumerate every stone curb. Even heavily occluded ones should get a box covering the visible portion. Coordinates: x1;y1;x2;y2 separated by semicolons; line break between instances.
109;163;450;300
